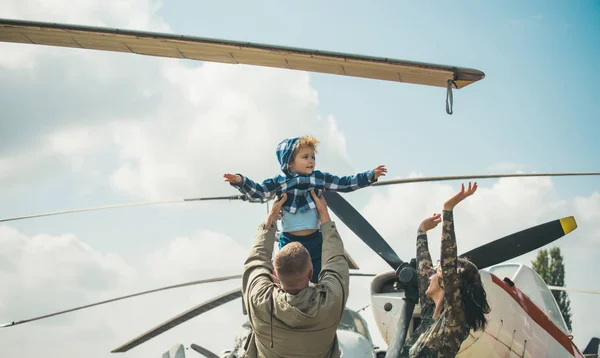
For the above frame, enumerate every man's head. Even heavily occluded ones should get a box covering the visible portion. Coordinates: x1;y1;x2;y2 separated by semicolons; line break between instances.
289;135;319;176
274;242;313;294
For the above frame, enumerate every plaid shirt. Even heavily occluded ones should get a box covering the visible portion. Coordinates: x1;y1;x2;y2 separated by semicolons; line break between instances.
231;169;377;214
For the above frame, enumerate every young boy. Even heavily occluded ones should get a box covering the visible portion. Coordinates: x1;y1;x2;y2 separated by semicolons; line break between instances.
223;135;386;283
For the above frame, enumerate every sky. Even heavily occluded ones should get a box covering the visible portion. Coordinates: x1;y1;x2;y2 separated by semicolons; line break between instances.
0;0;599;357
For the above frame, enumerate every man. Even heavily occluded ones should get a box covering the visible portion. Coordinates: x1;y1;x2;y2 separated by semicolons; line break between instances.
241;190;350;357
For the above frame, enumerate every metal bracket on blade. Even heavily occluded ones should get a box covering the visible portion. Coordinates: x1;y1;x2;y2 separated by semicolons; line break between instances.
446;79;457;115
238;196;272;204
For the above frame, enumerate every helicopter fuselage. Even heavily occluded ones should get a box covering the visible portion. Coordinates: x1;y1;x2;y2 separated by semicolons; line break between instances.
368;265;585;358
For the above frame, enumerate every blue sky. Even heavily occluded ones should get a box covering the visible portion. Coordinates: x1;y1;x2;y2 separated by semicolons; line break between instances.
0;1;599;357
161;0;600;193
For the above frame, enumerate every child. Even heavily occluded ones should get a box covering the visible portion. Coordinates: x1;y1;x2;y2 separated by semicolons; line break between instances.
223;135;386;283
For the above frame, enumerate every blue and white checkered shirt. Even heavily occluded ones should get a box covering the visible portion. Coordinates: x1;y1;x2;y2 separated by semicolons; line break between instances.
231;169;376;214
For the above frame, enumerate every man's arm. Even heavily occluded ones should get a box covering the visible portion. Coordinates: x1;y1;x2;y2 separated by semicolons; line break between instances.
318;221;350;298
242;228;275;312
241;222;277;309
241;195;287;311
311;191;349;306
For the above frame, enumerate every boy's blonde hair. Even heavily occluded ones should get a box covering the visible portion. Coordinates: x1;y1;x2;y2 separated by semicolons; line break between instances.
291;135;319;163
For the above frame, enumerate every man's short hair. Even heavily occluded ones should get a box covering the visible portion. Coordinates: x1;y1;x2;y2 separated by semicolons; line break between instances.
274;242;311;279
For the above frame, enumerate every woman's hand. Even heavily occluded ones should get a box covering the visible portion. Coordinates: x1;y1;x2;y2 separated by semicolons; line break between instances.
419;213;441;232
444;182;477;211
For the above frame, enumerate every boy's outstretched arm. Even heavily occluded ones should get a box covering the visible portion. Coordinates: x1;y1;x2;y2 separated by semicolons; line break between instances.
223;173;282;199
320;164;387;192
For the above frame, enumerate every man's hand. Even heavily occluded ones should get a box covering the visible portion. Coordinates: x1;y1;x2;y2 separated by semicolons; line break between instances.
310;190;331;224
373;165;387;179
223;173;242;184
419;213;441;233
265;193;287;228
443;182;477;211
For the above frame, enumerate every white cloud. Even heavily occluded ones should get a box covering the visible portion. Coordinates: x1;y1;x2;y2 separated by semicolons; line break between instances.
47;126;105;172
107;61;351;200
0;223;248;358
0;124;110;191
0;224;134;323
574;191;600;225
0;0;169;71
144;229;248;284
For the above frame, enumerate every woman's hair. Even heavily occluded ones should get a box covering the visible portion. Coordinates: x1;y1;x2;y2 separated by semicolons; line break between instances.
457;257;491;331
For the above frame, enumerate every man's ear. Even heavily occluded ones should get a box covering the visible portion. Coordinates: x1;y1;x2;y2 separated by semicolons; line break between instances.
308;268;314;281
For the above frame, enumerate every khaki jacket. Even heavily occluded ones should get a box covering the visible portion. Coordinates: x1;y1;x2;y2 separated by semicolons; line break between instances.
241;221;350;358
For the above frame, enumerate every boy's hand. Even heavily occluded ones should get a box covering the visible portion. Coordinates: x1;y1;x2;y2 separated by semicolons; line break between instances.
373;165;387;179
223;173;242;184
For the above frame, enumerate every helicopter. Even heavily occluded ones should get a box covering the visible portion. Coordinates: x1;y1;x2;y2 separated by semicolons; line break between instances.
1;17;600;358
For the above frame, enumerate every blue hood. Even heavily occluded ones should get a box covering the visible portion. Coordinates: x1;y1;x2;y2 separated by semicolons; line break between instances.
276;137;299;177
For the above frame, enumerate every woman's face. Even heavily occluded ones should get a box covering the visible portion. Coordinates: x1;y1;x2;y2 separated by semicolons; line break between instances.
426;265;444;297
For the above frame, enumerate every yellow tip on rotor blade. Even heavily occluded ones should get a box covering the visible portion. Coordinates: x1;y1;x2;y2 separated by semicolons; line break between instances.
559;216;577;235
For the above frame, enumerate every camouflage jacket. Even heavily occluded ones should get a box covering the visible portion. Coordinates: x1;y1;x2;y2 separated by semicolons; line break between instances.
402;210;470;358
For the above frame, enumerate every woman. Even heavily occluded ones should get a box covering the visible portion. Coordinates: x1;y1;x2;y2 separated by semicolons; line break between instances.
402;182;491;357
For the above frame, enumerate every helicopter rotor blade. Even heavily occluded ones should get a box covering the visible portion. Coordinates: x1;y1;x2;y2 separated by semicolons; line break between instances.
372;171;600;188
548;286;600;295
460;216;577;269
109;273;376;353
349;273;378;277
2;172;598;225
0;275;241;328
0;270;375;330
322;191;403;270
0;195;248;223
111;288;242;353
190;344;220;358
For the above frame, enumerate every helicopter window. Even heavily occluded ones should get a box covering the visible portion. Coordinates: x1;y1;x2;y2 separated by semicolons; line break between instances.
338;310;371;340
487;264;520;281
512;267;568;333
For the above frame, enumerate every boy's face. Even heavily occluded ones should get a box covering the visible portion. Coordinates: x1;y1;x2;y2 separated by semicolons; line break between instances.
289;146;315;175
